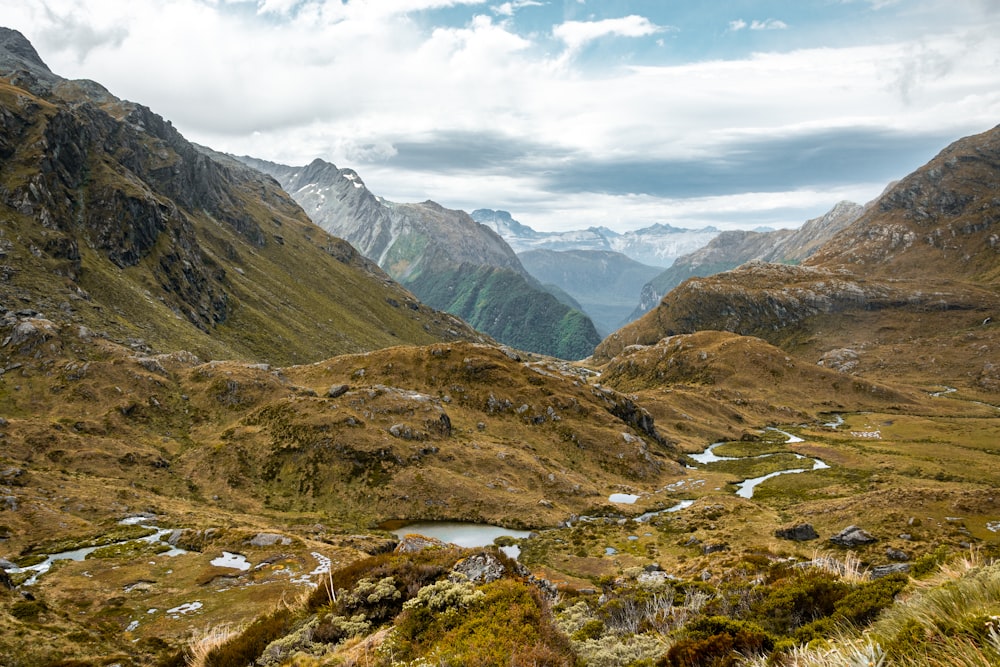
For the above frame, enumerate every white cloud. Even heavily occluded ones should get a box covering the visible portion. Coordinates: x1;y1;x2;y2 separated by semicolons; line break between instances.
729;18;788;31
492;0;543;17
3;0;999;233
552;15;667;58
750;19;788;30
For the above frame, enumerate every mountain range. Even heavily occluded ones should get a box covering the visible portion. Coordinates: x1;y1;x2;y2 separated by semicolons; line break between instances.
472;208;721;267
2;26;1000;667
241;157;602;360
597;125;1000;393
517;249;662;336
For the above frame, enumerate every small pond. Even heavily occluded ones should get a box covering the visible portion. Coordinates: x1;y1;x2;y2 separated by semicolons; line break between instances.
384;521;534;559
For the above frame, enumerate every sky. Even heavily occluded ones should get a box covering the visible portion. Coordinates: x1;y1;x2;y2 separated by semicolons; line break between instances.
3;0;1000;233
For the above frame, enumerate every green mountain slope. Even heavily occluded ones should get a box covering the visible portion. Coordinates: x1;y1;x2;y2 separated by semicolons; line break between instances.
517;249;662;335
0;31;485;366
407;263;601;360
242;157;601;359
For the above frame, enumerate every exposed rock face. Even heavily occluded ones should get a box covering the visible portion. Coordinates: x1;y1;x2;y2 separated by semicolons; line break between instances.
810;126;1000;280
829;525;877;547
243;158;522;281
775;523;819;541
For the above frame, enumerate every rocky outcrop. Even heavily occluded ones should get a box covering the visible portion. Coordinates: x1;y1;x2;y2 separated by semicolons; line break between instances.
775;523;819;541
810;125;1000;280
829;525;876;547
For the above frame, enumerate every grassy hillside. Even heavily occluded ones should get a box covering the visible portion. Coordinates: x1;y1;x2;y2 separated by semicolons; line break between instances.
407;264;602;360
0;78;485;367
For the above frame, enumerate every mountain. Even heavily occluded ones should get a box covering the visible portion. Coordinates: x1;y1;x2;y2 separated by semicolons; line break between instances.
5;27;1000;667
627;201;865;319
0;29;488;367
242;158;601;360
472;209;720;267
596;126;1000;393
517;249;662;336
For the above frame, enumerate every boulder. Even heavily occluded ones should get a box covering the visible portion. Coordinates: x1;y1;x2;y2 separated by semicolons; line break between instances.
248;533;292;547
327;384;349;398
870;563;910;579
886;547;909;562
775;523;819;541
829;525;876;547
394;534;447;554
450;552;506;584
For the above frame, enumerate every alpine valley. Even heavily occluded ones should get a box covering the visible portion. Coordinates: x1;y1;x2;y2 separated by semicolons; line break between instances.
2;27;1000;667
240;158;601;361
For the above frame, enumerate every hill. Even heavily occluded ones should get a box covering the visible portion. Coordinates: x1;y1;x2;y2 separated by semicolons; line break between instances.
628;201;864;319
242;158;602;359
597;126;1000;395
517;249;662;335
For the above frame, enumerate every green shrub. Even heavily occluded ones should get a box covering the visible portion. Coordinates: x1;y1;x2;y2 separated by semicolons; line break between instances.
204;607;296;667
392;578;574;666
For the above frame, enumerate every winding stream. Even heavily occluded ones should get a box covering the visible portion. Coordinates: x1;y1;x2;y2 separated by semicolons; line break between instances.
7;517;187;586
690;430;828;499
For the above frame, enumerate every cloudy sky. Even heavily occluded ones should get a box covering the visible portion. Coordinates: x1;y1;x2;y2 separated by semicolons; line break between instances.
4;0;1000;232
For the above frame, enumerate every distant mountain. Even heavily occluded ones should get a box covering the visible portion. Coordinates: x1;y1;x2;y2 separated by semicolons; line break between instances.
517;249;662;336
242;158;601;359
627;201;865;319
472;209;720;267
0;28;486;366
596;125;1000;391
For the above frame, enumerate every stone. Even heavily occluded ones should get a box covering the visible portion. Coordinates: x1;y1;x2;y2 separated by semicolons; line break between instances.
886;547;909;562
702;543;728;555
248;532;292;547
637;570;673;586
394;534;447;554
327;384;349;398
870;563;910;579
829;525;876;547
450;552;506;584
775;523;819;541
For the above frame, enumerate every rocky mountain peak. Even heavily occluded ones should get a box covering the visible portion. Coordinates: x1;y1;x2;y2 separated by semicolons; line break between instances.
0;27;58;94
808;123;1000;280
0;28;49;72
